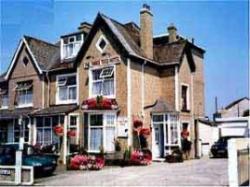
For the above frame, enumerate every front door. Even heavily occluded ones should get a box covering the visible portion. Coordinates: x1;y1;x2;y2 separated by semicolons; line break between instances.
152;123;164;158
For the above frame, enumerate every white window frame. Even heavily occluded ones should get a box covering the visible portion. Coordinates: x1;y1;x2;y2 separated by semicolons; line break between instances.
0;93;8;109
16;82;33;108
13;118;30;144
88;111;117;153
68;113;80;154
89;65;116;98
36;117;53;146
181;83;190;111
95;35;108;54
152;113;180;148
56;73;78;105
61;34;84;60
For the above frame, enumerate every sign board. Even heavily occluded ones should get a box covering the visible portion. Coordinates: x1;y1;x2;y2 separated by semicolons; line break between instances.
117;117;128;137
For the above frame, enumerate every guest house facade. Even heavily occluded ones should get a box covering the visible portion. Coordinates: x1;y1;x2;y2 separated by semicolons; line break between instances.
0;4;205;163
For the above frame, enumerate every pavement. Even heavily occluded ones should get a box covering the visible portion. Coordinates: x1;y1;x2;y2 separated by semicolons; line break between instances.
35;157;228;186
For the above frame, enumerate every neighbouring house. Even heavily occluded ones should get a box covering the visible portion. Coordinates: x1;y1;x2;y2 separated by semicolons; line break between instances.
215;97;249;118
0;4;205;163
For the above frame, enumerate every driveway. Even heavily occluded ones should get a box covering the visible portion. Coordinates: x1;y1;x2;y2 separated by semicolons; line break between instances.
35;157;228;186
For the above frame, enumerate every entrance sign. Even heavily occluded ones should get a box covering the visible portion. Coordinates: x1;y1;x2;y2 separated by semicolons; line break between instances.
117;117;128;137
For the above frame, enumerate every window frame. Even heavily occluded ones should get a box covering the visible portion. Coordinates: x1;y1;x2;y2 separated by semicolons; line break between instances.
0;91;8;109
88;112;117;153
16;82;33;108
181;83;190;112
61;34;84;59
95;35;108;53
56;73;78;105
89;65;116;98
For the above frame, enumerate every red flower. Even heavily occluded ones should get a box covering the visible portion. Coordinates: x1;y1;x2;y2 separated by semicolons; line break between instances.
53;126;64;136
82;97;118;110
133;120;143;128
67;130;76;137
140;128;151;136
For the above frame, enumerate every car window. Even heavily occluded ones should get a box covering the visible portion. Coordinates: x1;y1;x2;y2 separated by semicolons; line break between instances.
5;147;15;155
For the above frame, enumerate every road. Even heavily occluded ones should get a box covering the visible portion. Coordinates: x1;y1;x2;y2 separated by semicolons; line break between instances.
36;157;228;186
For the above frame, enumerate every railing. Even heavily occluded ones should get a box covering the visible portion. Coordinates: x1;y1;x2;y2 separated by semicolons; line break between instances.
237;148;250;186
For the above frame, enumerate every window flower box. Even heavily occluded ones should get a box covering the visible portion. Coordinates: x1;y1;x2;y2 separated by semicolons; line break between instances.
82;96;118;110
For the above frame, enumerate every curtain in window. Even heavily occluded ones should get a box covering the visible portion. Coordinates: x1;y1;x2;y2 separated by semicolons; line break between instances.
103;79;114;96
69;87;76;100
59;86;67;100
90;128;102;151
7;123;13;143
37;129;43;144
92;82;102;95
44;128;52;145
105;127;115;152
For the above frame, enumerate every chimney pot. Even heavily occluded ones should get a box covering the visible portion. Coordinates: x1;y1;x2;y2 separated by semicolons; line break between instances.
167;23;177;43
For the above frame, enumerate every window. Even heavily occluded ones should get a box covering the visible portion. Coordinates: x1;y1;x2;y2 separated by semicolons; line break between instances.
22;56;29;66
13;118;29;143
88;113;116;152
15;81;33;107
96;35;108;53
36;116;62;146
0;89;8;109
90;66;114;97
68;115;79;154
62;34;83;59
181;84;189;111
152;114;179;146
57;74;77;104
0;125;8;143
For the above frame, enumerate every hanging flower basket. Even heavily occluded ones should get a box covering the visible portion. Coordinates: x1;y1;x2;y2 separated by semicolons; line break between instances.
139;128;151;137
67;130;76;137
53;126;64;136
82;96;118;110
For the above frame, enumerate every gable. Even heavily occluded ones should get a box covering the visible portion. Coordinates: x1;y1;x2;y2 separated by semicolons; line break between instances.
8;43;41;79
5;38;42;80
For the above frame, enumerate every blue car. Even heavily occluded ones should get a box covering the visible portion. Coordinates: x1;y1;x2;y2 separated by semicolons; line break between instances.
0;144;58;177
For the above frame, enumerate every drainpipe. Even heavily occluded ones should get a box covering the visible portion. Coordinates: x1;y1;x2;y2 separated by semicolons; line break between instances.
45;71;50;107
127;58;132;147
141;60;147;118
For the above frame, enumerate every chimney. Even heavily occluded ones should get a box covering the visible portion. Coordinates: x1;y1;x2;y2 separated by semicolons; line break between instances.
168;23;177;43
140;4;153;59
78;22;92;33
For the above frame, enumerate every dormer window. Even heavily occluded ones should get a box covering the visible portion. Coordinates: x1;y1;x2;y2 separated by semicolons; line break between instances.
96;35;108;53
62;33;83;59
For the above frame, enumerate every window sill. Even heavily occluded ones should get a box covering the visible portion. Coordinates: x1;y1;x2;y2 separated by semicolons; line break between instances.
89;95;115;99
181;109;190;113
0;106;8;110
56;100;77;105
16;104;33;108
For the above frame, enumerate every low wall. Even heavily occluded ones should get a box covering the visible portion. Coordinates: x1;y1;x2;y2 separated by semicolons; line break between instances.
228;138;250;187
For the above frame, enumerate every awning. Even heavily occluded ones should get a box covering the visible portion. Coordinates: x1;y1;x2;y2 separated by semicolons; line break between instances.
145;99;178;114
0;107;34;120
32;104;78;116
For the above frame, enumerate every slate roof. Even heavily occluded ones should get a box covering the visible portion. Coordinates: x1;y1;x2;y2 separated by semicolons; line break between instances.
23;35;61;71
0;105;78;119
146;98;176;113
225;97;249;110
32;104;78;116
0;107;35;119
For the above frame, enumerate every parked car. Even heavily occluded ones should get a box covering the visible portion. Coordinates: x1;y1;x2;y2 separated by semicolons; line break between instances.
210;136;242;158
0;144;58;176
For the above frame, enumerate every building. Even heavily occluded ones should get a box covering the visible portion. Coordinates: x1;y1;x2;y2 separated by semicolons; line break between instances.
0;4;205;163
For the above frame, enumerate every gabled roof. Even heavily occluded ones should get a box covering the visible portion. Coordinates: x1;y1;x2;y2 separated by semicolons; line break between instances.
4;35;61;80
76;13;204;69
225;97;249;110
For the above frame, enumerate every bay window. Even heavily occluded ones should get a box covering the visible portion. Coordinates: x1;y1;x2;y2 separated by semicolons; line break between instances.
0;89;8;109
36;116;62;146
152;113;180;147
88;113;116;152
15;81;33;107
90;66;115;97
57;74;77;104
